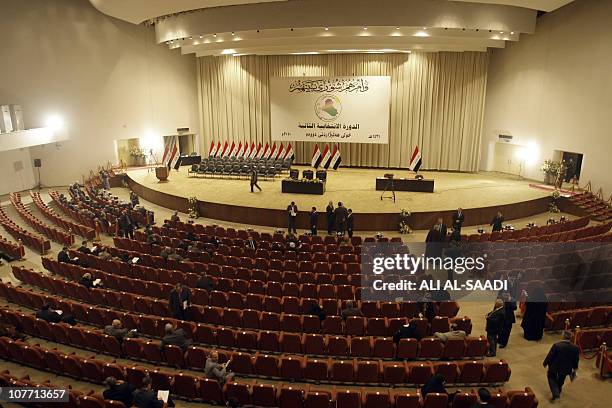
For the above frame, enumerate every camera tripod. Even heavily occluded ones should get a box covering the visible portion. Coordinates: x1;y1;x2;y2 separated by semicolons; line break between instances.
380;176;396;202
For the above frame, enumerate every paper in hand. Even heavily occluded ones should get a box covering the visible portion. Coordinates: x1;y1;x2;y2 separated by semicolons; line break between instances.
157;390;169;403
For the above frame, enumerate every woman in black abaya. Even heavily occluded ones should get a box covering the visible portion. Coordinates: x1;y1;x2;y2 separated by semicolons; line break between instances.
520;285;548;341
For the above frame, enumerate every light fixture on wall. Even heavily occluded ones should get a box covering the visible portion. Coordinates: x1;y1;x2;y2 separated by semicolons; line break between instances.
45;114;64;131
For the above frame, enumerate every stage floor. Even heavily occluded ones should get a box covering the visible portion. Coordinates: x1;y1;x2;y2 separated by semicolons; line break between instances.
127;166;548;214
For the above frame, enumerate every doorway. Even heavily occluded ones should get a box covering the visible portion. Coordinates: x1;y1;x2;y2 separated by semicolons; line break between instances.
555;150;584;182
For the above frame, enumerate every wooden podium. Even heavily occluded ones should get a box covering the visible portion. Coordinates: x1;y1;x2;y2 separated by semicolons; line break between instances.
155;166;169;182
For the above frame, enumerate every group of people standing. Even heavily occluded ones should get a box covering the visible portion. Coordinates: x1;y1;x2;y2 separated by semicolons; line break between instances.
286;201;353;237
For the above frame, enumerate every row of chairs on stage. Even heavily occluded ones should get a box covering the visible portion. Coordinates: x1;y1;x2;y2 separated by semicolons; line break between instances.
188;156;292;180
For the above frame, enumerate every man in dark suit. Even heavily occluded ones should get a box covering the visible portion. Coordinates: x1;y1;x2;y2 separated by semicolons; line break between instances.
490;211;504;232
118;210;134;239
169;283;191;320
471;388;495;408
77;241;91;255
346;209;354;238
132;376;164;408
196;273;214;292
436;218;447;240
309;207;318;236
334;202;348;236
160;323;193;351
498;292;517;348
326;201;335;235
103;376;135;407
485;299;505;357
287;202;298;234
250;169;261;192
543;331;579;401
57;247;75;264
104;319;134;342
452;208;465;231
36;304;76;325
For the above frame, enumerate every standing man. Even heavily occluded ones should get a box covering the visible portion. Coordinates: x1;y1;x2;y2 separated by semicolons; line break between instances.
334;202;348;236
485;299;505;357
543;331;579;402
346;209;354;238
287;201;298;234
436;217;447;240
309;207;318;236
169;283;191;321
325;201;334;235
490;211;504;232
452;208;465;231
498;292;517;349
250;168;261;192
118;210;134;239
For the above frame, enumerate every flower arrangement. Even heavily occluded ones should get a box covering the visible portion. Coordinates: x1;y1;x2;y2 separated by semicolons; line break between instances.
399;208;412;234
549;189;561;213
188;196;199;219
129;148;147;158
284;177;323;183
540;160;562;175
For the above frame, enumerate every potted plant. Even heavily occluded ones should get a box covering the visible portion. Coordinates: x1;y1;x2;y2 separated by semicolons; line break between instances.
188;196;199;219
129;147;147;167
540;160;561;185
399;208;411;234
549;189;561;213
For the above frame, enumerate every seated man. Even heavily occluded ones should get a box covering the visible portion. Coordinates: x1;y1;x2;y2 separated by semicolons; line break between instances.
132;376;165;408
205;350;234;385
79;272;99;289
104;319;136;341
57;246;76;264
36;304;77;325
196;273;214;292
160;323;192;351
340;300;363;320
433;324;467;343
77;240;91;254
471;388;495;408
393;320;421;343
103;376;135;407
170;211;180;222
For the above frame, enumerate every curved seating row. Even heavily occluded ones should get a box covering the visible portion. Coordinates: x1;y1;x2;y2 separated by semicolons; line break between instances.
9;192;74;246
0;233;24;260
0;336;537;408
30;191;96;239
0;206;50;254
573;327;612;351
50;190;101;232
545;307;612;331
463;217;590;242
0;281;474;360
0;307;503;387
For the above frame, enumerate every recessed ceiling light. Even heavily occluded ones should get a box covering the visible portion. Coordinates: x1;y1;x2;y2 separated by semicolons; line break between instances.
324;27;329;31
510;31;515;35
213;33;217;37
395;27;400;30
231;32;235;36
199;35;203;38
291;51;319;55
189;36;192;39
363;27;368;30
221;49;237;55
423;27;427;30
414;31;430;37
500;31;504;34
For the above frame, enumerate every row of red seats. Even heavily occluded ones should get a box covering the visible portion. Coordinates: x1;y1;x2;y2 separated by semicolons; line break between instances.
0;283;474;360
0;232;24;260
0;206;50;254
572;327;612;351
464;217;590;242
49;190;101;231
548;301;611;313
9;192;74;246
30;191;96;240
0;370;113;408
82;184;153;227
17;264;473;340
0;307;502;386
0;337;536;408
64;188;119;236
545;306;612;331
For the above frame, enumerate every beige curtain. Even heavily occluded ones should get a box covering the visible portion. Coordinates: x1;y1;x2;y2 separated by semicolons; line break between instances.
197;52;488;171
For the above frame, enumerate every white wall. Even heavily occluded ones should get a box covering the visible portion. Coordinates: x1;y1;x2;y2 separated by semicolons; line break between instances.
482;0;612;195
0;0;198;187
0;149;36;195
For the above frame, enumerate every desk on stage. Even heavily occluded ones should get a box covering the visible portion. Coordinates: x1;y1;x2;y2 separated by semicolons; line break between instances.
375;177;434;193
282;179;325;195
176;155;202;167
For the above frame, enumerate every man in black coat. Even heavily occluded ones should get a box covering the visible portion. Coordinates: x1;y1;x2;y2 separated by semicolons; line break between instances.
334;202;348;236
132;376;164;408
543;331;579;401
452;208;465;231
57;247;75;264
169;283;191;320
160;323;193;351
118;211;134;239
309;207;318;236
436;217;447;240
498;292;517;348
485;299;505;357
325;201;334;235
490;211;504;232
250;169;261;192
346;209;354;238
103;377;135;407
287;202;298;234
77;241;91;255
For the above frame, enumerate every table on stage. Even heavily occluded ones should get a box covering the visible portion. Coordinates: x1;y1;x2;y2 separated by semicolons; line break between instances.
375;177;434;193
177;155;201;167
282;179;325;195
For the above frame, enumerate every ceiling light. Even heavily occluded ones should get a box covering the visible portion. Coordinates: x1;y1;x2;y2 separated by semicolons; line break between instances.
510;31;515;35
231;32;235;36
500;31;504;34
213;33;217;37
423;27;427;30
291;52;319;55
363;27;368;30
324;27;329;31
46;115;64;131
414;30;429;37
221;49;237;54
395;27;400;30
199;35;203;38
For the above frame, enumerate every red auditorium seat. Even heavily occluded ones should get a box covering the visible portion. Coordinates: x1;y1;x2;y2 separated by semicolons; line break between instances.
224;381;252;406
255;354;279;377
279;386;306;408
334;388;361;408
434;362;459;383
423;393;448;408
458;361;485;383
393;391;421;408
280;356;303;381
350;336;372;357
304;359;329;381
363;390;390;408
305;390;332;408
383;361;406;384
327;335;349;356
356;360;380;383
304;334;326;355
252;383;277;407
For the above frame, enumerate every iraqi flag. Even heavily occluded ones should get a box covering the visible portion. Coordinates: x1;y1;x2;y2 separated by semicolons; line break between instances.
209;141;219;157
220;141;229;157
409;146;422;172
276;143;285;160
213;141;222;157
255;143;263;159
250;142;259;159
267;143;276;160
261;143;270;159
321;145;332;169
284;143;295;161
236;142;246;158
163;136;180;170
244;142;252;159
330;145;342;170
229;142;238;157
311;145;322;168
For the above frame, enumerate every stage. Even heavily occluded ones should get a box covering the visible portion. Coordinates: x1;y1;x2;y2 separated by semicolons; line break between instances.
125;166;552;231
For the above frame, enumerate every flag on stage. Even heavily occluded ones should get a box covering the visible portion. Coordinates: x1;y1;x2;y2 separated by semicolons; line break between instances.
214;141;222;157
249;142;258;159
276;143;285;160
229;141;238;157
163;136;180;170
236;142;245;158
268;143;277;160
321;144;332;169
220;141;229;157
209;141;218;157
284;143;295;161
244;142;252;158
409;145;422;172
311;145;321;168
261;143;270;159
330;145;342;170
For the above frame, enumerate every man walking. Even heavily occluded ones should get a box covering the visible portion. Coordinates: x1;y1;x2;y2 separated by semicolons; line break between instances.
250;168;261;192
543;331;579;402
485;299;505;357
